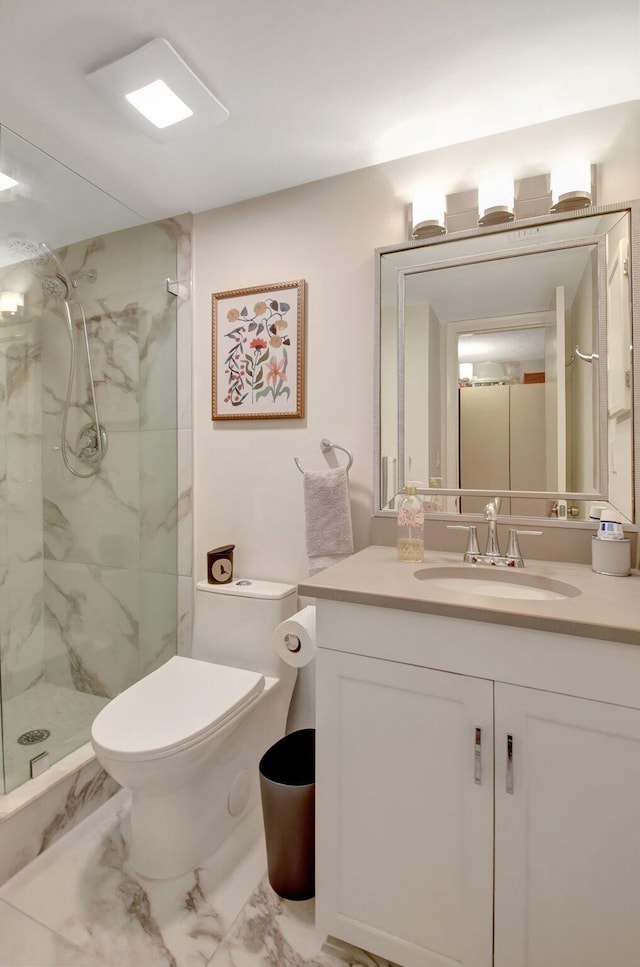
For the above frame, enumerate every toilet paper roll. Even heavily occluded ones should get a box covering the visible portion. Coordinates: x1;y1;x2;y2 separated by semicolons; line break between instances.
274;606;317;667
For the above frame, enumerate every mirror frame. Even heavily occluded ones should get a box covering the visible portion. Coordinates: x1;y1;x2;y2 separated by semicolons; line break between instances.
374;200;640;526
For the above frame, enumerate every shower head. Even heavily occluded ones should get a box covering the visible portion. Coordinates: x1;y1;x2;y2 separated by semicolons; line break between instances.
41;275;71;303
7;236;75;293
7;236;51;268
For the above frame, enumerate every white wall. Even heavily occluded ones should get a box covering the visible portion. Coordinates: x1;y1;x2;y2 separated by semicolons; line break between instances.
194;102;640;587
192;102;640;726
193;165;405;583
191;102;640;711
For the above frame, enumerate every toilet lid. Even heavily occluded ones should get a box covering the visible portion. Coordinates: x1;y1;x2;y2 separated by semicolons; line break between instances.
91;656;265;760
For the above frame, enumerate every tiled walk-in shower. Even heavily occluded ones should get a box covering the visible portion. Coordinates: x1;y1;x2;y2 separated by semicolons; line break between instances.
0;125;192;798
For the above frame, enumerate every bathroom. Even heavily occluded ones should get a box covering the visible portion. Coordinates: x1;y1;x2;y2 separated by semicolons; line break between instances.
0;1;639;965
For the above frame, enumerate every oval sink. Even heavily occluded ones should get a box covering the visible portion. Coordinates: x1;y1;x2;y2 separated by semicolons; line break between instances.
414;566;582;601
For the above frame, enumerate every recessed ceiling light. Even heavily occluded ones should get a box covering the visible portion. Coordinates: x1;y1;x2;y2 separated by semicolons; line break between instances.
87;38;229;142
0;171;18;192
125;79;193;129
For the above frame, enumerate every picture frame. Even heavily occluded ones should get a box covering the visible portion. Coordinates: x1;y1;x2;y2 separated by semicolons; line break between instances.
212;279;306;420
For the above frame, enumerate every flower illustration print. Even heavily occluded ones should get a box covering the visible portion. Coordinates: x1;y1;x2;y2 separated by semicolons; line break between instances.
266;355;286;387
221;293;295;410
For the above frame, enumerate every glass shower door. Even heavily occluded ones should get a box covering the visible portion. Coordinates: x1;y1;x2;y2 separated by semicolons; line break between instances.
0;125;180;793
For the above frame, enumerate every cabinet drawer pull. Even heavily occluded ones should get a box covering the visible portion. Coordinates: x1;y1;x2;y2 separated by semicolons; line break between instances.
506;734;514;794
474;727;482;785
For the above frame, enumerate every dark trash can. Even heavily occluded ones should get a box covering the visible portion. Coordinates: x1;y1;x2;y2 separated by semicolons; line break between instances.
259;728;315;901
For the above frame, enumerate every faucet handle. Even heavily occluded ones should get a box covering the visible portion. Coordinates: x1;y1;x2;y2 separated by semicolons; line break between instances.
447;524;480;562
506;529;543;565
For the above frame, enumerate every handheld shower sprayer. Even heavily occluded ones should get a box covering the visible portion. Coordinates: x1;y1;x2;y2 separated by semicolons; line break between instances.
7;236;106;477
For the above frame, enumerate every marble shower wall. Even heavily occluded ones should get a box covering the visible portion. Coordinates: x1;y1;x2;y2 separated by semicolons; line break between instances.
42;216;192;699
0;213;192;793
0;313;45;702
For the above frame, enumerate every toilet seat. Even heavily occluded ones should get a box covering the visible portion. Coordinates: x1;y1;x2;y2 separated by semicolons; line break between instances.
91;656;265;762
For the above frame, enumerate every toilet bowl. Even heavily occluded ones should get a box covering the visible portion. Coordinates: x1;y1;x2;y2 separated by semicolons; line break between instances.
91;578;298;879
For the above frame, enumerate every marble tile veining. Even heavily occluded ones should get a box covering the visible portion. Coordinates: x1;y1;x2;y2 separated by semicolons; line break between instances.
0;215;192;813
0;791;265;967
0;789;397;967
0;747;118;887
209;877;399;967
0;900;102;966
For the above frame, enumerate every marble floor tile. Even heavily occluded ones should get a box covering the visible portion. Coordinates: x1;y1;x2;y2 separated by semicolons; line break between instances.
208;876;399;967
0;790;397;967
1;791;266;967
0;899;103;966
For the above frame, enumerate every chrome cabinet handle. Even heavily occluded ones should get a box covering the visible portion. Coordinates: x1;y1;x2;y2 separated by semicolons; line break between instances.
506;734;514;794
474;727;482;785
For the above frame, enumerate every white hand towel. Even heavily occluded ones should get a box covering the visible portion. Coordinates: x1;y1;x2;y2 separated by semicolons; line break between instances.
303;467;354;575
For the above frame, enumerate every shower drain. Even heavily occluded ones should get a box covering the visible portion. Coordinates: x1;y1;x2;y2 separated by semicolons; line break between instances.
17;729;51;746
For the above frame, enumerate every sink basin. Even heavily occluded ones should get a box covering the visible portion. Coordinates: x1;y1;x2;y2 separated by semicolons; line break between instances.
414;566;582;601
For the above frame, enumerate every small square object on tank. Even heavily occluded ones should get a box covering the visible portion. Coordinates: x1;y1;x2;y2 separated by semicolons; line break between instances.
207;544;235;584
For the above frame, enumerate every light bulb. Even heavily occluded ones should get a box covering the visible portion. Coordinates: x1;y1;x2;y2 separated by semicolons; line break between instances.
478;175;515;226
411;191;446;238
550;160;592;212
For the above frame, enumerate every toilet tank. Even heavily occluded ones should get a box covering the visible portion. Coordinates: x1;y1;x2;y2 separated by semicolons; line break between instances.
191;578;298;677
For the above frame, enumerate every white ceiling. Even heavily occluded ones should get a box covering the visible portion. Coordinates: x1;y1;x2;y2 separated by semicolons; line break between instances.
0;0;639;221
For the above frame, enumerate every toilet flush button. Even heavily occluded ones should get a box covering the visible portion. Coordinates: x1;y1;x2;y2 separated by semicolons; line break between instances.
228;770;252;816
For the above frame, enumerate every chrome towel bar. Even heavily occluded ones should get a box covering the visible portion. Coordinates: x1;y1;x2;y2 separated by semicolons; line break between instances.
294;438;353;474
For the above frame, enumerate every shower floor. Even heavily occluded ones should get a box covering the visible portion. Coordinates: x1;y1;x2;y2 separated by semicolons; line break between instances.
2;682;109;792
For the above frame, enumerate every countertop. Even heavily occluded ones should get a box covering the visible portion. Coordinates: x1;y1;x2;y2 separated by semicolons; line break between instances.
298;546;640;646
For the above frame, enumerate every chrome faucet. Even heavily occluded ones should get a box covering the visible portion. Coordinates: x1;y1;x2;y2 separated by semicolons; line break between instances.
483;497;502;559
447;496;543;567
504;528;543;567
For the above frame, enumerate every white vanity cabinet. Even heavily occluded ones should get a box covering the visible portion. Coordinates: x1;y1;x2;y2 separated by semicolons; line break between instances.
314;600;640;967
316;648;494;967
494;682;640;967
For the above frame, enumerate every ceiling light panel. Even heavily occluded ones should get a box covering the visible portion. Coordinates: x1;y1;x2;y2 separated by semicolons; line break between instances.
87;38;229;142
125;79;193;129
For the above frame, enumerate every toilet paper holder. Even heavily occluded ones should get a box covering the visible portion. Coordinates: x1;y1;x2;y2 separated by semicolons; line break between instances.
284;633;302;653
275;605;317;667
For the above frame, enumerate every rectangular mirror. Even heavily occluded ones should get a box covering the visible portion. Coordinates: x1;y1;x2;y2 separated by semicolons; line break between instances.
375;202;639;524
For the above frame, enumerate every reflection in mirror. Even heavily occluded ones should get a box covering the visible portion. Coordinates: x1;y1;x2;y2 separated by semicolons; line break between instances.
377;205;637;524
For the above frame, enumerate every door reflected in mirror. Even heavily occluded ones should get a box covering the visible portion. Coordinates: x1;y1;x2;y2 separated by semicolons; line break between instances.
377;204;636;524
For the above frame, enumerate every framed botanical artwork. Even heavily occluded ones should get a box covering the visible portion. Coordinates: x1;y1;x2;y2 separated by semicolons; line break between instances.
212;279;305;420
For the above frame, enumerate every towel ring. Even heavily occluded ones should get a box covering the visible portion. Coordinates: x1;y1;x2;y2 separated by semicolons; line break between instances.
294;438;353;474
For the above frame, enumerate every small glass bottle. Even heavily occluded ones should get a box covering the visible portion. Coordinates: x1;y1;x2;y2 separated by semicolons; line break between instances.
397;485;425;562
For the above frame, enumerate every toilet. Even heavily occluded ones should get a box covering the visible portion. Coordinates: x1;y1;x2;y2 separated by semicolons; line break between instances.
91;578;298;880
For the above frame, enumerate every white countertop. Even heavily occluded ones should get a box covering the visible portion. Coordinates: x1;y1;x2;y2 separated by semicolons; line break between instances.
298;546;640;646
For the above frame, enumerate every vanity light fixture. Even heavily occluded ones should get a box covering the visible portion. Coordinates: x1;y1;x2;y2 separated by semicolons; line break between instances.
477;175;515;226
0;171;18;192
550;160;592;212
411;190;446;238
87;38;229;141
0;291;24;313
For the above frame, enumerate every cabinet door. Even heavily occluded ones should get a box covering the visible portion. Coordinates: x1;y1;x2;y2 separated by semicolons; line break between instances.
495;683;640;967
316;649;494;967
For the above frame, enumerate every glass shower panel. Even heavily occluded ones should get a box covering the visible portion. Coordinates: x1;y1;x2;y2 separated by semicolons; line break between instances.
0;126;179;792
